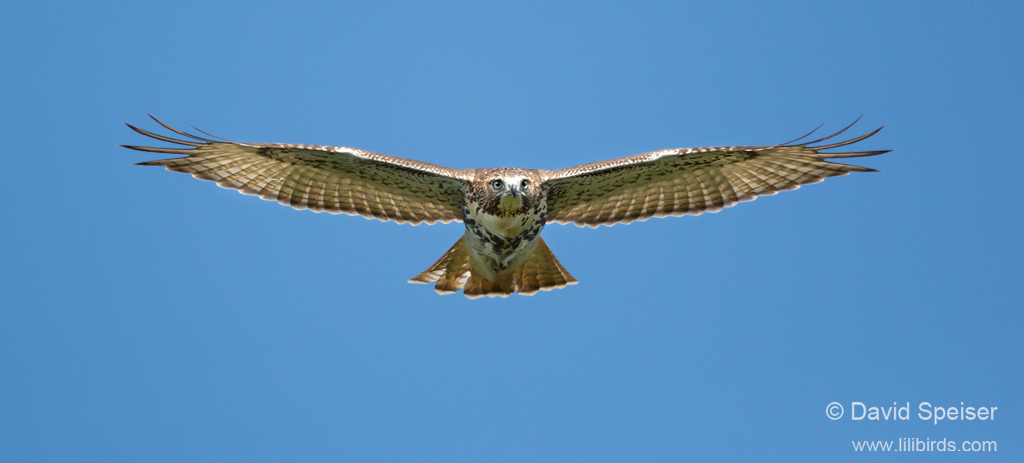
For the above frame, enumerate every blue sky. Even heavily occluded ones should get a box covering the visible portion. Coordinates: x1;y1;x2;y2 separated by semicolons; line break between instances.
1;0;1021;461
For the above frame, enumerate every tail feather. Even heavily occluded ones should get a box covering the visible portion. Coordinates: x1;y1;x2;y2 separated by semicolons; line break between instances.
408;237;471;294
409;236;577;298
463;273;514;299
512;237;577;295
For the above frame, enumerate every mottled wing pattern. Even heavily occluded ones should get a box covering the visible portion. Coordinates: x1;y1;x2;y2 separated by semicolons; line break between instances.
123;116;471;225
543;120;890;227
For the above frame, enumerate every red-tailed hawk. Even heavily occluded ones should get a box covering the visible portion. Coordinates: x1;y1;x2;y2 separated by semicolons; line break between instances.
123;116;889;298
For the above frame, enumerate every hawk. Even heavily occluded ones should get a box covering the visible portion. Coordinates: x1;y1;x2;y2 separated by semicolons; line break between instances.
123;116;889;298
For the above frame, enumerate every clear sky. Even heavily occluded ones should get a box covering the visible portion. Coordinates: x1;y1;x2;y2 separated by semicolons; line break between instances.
1;0;1021;461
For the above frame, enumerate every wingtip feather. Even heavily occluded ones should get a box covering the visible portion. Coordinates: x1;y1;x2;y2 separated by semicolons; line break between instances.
146;114;218;143
121;145;195;155
801;115;864;147
125;122;203;147
134;159;173;166
779;120;828;146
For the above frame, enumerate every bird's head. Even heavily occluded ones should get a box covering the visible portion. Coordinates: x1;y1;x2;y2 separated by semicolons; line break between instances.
473;168;544;217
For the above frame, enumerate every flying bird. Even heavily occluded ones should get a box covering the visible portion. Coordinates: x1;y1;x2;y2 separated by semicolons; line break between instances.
123;116;889;298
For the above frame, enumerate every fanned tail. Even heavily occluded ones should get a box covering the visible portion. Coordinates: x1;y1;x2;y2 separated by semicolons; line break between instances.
409;236;577;298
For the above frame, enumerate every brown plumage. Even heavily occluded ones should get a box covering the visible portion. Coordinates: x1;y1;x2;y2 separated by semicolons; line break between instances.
123;115;889;298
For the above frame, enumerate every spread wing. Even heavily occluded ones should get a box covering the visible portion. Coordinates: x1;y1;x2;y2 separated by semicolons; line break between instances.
122;116;471;225
543;119;890;227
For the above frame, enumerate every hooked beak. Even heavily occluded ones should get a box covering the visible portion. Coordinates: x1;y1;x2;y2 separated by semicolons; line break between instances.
497;186;525;216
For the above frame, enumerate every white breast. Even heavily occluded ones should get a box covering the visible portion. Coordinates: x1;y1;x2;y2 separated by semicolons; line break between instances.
477;212;526;238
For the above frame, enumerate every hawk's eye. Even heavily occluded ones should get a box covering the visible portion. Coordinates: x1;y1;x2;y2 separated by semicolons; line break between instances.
491;179;503;189
520;179;530;189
